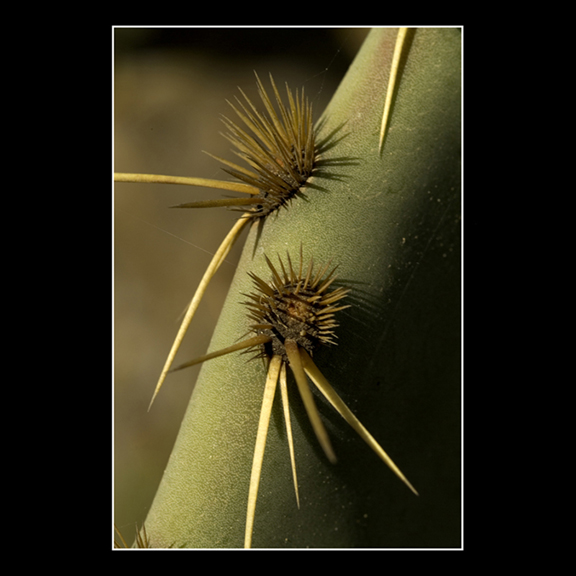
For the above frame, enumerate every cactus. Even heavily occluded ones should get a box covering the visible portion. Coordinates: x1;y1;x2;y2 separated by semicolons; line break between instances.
117;27;461;548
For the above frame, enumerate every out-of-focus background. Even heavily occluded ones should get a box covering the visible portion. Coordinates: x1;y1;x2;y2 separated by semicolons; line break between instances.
114;27;369;542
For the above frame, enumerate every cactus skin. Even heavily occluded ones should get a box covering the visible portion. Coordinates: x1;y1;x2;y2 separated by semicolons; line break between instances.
143;28;461;549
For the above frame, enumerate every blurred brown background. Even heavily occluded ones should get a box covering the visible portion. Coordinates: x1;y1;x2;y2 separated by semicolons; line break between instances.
113;27;369;542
